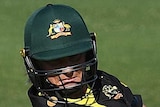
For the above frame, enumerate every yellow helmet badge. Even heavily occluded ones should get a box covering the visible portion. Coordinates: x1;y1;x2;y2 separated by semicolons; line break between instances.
47;19;71;39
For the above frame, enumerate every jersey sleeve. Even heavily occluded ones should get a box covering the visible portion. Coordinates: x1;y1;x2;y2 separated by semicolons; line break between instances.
93;70;143;107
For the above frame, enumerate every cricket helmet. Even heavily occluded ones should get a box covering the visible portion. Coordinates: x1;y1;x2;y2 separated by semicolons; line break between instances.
20;4;97;101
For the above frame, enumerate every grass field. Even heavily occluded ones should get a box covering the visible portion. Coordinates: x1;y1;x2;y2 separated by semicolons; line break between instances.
0;0;160;106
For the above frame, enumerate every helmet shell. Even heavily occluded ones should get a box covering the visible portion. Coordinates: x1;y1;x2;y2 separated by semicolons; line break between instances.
24;4;92;60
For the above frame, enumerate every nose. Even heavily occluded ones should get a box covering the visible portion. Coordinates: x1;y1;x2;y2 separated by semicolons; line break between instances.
62;67;74;77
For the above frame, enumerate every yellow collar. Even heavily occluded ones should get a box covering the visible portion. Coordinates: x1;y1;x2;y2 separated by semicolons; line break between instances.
65;88;105;107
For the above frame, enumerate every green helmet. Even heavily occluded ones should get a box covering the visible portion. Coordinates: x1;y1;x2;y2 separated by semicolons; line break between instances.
24;4;93;60
21;4;97;104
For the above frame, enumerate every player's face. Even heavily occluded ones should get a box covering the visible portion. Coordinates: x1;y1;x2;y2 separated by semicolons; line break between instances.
39;53;86;89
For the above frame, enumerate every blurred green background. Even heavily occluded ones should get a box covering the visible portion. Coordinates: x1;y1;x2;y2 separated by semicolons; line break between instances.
0;0;160;106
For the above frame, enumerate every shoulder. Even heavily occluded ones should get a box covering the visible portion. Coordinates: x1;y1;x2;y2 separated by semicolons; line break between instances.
96;70;116;77
28;86;49;107
94;70;134;106
95;70;130;91
96;70;120;83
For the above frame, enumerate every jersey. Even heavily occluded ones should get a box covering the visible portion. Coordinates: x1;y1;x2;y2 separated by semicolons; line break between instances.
28;70;143;107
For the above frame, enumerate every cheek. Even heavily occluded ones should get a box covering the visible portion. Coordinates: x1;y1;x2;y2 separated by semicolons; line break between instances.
47;76;60;85
74;70;83;80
